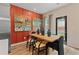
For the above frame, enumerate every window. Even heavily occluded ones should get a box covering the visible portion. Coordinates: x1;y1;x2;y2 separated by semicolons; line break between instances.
44;16;49;34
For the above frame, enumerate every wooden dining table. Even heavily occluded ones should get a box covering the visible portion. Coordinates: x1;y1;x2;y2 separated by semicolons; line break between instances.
30;34;60;42
30;33;64;55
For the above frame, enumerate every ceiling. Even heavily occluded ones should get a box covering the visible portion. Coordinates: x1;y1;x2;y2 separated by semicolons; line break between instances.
13;3;68;14
0;3;68;14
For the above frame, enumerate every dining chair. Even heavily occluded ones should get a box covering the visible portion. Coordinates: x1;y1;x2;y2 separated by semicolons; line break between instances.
47;29;51;37
40;28;45;35
32;29;52;55
46;36;64;55
32;40;47;55
26;31;36;51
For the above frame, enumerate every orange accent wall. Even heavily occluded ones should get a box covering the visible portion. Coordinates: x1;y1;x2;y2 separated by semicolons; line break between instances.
10;4;43;44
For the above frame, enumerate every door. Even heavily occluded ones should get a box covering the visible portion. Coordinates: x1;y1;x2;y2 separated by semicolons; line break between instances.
56;16;67;44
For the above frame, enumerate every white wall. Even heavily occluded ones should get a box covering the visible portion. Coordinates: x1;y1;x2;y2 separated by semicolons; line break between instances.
44;4;79;49
0;20;10;33
0;4;10;33
0;4;10;18
0;39;8;55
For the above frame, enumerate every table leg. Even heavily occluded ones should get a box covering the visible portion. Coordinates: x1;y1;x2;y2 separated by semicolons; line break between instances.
46;44;48;55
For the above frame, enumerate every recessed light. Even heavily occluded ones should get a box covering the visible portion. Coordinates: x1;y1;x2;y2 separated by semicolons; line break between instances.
33;8;37;11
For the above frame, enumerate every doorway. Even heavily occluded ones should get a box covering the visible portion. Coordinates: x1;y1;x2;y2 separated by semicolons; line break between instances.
56;16;67;44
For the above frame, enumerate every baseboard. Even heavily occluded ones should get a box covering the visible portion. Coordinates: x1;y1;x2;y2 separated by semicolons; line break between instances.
11;41;27;47
67;45;79;50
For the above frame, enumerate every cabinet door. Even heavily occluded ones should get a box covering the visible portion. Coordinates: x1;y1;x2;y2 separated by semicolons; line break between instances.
22;32;28;41
11;33;17;44
16;32;23;43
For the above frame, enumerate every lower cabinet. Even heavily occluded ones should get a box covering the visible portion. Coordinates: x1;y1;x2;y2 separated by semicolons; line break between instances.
11;32;29;44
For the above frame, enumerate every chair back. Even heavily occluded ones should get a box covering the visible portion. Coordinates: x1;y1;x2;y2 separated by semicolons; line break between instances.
37;29;40;34
58;36;64;55
47;29;51;37
40;29;45;35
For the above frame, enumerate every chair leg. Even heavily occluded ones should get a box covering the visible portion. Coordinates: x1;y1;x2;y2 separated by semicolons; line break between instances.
29;46;31;51
38;49;39;55
29;42;32;51
46;45;48;55
32;46;34;55
26;42;28;48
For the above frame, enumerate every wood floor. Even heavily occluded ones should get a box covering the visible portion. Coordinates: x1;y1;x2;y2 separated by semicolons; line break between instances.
9;43;32;55
9;42;79;55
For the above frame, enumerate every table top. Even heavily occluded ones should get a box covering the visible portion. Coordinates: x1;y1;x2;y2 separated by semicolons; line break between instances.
30;34;60;42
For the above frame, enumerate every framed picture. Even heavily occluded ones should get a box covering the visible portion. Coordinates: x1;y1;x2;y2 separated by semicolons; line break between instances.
33;18;41;31
14;14;31;31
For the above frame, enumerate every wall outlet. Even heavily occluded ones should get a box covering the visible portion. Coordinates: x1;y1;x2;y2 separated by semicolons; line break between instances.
24;37;26;39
